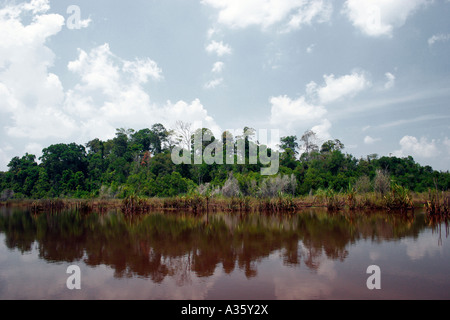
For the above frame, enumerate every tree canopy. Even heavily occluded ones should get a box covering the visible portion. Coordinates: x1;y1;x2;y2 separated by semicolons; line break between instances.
0;123;448;200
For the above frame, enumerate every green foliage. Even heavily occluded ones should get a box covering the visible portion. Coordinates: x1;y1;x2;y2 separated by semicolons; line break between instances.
0;126;449;200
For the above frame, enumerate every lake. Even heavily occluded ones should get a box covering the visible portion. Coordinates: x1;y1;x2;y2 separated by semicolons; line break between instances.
0;207;449;300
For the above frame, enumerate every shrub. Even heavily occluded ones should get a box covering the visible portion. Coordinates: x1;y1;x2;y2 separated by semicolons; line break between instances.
354;175;372;194
374;169;391;196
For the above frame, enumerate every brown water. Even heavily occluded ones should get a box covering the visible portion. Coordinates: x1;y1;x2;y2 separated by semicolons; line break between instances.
0;207;449;300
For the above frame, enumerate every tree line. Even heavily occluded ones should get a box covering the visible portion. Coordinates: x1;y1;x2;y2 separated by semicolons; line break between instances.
0;122;449;200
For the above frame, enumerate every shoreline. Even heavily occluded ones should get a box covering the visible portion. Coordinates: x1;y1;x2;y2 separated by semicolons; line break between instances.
1;191;448;215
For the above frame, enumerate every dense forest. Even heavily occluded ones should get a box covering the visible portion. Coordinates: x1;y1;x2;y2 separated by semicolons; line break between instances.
0;122;449;201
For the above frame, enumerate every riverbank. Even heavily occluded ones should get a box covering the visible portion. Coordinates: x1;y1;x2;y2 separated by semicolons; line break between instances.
1;190;448;215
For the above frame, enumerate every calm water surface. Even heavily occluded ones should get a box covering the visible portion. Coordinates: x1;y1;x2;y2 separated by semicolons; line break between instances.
0;207;449;300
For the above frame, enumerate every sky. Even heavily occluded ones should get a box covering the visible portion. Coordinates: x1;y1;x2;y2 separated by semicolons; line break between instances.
0;0;449;172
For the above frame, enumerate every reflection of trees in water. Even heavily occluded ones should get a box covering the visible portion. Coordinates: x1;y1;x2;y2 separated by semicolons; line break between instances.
426;214;450;246
0;207;440;284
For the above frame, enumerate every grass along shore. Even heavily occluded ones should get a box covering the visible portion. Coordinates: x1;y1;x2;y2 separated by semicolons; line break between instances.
1;188;448;215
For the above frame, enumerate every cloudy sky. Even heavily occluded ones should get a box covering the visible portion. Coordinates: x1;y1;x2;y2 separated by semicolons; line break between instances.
0;0;449;171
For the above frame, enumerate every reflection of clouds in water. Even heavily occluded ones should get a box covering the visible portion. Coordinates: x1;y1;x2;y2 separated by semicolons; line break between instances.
273;267;332;300
0;239;223;300
18;245;39;263
61;263;223;300
0;251;69;299
272;252;336;300
369;251;381;261
0;235;7;264
402;233;444;261
317;259;336;280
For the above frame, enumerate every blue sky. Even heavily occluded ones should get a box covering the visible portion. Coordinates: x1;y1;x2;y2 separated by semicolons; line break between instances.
0;0;449;171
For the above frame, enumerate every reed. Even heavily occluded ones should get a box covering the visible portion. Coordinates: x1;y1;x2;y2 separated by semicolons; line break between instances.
31;199;67;212
354;193;384;210
121;195;151;214
324;188;345;211
383;183;413;211
346;185;357;210
425;188;449;215
3;188;447;215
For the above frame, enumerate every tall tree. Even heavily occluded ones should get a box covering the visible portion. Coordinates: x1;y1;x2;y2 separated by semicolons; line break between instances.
174;121;193;151
150;123;170;154
280;136;299;155
300;130;319;161
40;143;88;191
320;139;344;154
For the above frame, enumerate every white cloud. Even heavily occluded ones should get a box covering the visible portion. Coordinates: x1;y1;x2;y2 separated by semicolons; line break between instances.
66;44;221;139
7;105;78;140
207;27;217;39
286;0;332;31
205;40;232;56
122;58;163;83
384;72;395;90
0;147;11;170
211;61;225;73
269;70;370;138
0;2;222;170
309;71;371;104
162;99;222;137
379;115;446;129
67;44;122;96
393;136;439;159
202;0;332;31
306;43;316;54
364;136;381;145
23;0;50;14
269;95;327;131
444;137;450;150
428;33;450;46
205;62;225;91
402;235;443;261
24;142;43;158
342;0;429;37
0;1;69;140
312;119;332;141
204;78;223;89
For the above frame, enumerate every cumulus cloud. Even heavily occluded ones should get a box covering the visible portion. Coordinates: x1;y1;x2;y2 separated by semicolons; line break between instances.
342;0;429;37
205;40;232;56
286;0;332;31
306;43;316;54
269;95;327;128
312;119;332;141
161;99;222;138
308;71;371;104
202;0;333;31
428;33;450;46
211;61;225;73
393;136;439;159
444;137;450;150
0;147;12;170
66;44;220;140
0;1;221;170
204;78;223;89
384;72;396;90
0;0;68;139
402;235;443;261
364;136;381;145
269;70;370;139
122;59;163;83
